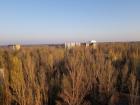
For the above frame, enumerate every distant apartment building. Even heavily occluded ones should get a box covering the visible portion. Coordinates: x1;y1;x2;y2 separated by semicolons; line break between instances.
65;40;97;49
90;40;97;48
8;44;21;50
65;42;81;49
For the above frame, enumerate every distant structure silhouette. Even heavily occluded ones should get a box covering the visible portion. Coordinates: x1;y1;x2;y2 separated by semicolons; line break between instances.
64;40;97;49
8;44;21;50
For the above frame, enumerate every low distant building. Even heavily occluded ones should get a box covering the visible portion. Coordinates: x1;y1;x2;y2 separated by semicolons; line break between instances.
86;43;89;47
8;44;21;50
65;42;81;49
64;40;97;49
90;40;97;48
81;40;97;48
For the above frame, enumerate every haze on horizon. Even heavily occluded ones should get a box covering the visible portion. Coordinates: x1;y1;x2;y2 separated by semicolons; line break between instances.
0;0;140;45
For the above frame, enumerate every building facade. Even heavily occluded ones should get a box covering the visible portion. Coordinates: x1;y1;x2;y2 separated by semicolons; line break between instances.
8;44;21;50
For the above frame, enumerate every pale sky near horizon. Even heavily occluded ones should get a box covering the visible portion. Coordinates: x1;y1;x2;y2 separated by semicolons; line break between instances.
0;0;140;45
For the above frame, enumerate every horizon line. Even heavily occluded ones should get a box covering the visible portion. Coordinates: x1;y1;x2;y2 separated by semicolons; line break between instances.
0;40;140;46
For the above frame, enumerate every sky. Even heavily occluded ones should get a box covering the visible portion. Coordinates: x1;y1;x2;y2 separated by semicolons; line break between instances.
0;0;140;45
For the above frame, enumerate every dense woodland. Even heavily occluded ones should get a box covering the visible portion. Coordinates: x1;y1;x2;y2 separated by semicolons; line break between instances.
0;42;140;105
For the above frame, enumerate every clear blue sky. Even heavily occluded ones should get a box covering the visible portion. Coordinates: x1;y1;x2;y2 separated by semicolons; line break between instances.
0;0;140;44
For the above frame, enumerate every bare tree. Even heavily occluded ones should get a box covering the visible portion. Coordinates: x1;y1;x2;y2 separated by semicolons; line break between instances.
59;49;92;105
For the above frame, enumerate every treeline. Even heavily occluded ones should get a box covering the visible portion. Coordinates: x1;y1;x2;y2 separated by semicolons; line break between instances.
0;43;140;105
